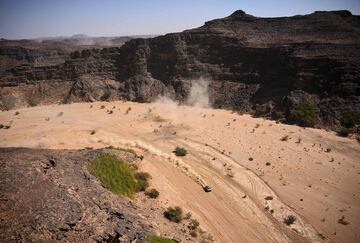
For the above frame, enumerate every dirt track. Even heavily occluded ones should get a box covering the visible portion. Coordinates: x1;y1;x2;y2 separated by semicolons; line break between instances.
1;101;359;243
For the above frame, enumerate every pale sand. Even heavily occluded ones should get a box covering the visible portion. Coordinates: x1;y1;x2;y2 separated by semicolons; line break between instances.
0;101;359;243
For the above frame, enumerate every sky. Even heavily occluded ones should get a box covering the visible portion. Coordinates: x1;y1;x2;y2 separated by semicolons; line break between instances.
1;0;359;39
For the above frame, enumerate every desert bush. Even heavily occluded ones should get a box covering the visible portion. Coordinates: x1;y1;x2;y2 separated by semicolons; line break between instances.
338;216;350;225
189;219;200;230
148;235;178;243
125;107;132;114
28;96;40;107
227;170;234;178
190;230;198;238
340;110;360;128
164;206;183;223
280;135;289;141
337;127;355;137
283;215;297;226
271;111;285;120
135;172;150;191
174;146;187;156
287;100;319;127
145;188;160;198
213;97;225;108
88;153;139;198
254;105;268;117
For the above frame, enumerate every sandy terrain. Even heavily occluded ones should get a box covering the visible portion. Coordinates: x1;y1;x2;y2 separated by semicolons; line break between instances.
0;101;359;243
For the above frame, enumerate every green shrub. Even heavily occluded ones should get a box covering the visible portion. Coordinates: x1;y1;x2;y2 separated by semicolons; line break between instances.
287;101;319;127
283;215;297;226
145;188;160;198
148;235;178;243
88;153;138;198
164;206;183;223
340;110;360;128
174;147;187;156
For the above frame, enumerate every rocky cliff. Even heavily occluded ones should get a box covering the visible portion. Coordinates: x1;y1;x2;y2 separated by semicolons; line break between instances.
1;10;359;129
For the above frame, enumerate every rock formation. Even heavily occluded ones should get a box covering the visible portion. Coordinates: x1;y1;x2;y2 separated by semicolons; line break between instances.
0;148;198;242
1;10;359;129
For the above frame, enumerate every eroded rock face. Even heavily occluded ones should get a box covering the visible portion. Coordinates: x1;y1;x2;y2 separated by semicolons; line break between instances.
115;11;360;118
1;10;359;129
0;148;153;242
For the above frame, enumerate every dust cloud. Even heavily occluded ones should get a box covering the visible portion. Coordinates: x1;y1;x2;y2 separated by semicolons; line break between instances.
186;78;210;108
154;77;210;109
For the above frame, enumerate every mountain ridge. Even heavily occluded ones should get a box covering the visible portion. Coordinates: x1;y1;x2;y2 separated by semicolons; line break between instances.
1;10;359;130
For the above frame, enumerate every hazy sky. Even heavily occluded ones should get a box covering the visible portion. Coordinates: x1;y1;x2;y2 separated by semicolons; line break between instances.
1;0;359;39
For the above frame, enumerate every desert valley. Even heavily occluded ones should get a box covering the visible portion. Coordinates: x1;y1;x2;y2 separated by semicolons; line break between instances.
1;4;359;243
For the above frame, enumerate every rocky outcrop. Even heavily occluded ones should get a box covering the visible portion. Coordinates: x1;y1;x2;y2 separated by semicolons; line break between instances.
0;148;150;242
1;10;359;129
0;147;199;242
